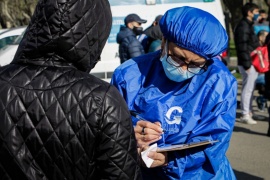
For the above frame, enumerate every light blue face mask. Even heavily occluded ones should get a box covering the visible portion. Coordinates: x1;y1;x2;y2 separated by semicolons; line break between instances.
253;13;260;21
160;41;200;82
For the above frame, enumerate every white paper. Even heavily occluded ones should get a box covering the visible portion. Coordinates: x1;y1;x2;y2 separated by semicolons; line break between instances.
141;143;157;168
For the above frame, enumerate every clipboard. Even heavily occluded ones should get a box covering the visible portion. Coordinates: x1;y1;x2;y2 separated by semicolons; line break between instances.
156;140;219;153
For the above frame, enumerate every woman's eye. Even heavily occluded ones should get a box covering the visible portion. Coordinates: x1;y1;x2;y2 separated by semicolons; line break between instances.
189;64;198;68
173;56;185;63
190;63;204;68
179;57;186;61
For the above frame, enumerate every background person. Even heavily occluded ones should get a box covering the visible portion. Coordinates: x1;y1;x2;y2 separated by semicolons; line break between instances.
264;32;270;137
111;6;237;179
0;0;142;179
117;13;147;64
234;2;260;124
253;9;270;35
138;15;163;53
255;30;269;112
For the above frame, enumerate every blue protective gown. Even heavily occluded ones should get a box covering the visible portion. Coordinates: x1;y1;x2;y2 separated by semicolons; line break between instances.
110;50;237;180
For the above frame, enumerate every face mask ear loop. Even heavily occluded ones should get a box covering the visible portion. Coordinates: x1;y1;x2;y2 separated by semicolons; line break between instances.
161;40;168;59
160;40;168;60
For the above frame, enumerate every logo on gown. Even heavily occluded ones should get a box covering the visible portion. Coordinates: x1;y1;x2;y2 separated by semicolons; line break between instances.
165;106;183;125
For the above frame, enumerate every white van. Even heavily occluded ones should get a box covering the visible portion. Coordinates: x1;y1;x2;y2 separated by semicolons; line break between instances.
90;0;226;82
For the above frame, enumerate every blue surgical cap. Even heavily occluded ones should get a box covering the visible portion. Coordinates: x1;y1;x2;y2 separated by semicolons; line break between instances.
159;6;228;60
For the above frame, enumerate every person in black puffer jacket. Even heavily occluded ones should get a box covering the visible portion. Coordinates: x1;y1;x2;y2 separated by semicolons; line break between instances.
117;14;147;64
234;2;260;125
0;0;142;180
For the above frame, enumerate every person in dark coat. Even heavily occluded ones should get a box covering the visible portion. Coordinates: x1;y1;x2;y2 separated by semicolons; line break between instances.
138;15;163;53
117;14;147;64
0;0;142;179
234;2;260;124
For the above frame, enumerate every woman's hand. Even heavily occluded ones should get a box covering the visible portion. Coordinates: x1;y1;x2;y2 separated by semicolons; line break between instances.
148;151;168;168
139;146;168;168
134;120;163;148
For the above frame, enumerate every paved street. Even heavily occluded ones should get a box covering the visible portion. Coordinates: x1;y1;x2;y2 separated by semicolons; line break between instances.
226;71;270;180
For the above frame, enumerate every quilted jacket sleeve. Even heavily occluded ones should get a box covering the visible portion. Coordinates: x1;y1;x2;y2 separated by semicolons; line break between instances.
128;36;145;59
234;21;252;70
96;85;142;180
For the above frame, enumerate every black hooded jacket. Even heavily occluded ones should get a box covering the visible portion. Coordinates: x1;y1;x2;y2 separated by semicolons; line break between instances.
116;26;145;64
234;18;260;70
140;25;163;53
0;0;141;179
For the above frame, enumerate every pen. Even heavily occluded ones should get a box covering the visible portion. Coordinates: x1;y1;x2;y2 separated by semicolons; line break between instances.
129;110;166;132
130;110;147;121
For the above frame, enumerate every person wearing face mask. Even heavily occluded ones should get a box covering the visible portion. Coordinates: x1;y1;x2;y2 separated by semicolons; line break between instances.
117;13;147;64
234;2;261;125
111;6;237;179
253;9;270;35
138;15;163;53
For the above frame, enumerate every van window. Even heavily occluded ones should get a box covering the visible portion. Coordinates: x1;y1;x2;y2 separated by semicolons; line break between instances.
12;30;26;45
0;36;18;49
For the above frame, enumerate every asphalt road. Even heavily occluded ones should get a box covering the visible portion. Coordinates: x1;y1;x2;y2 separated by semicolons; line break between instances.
226;79;270;180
